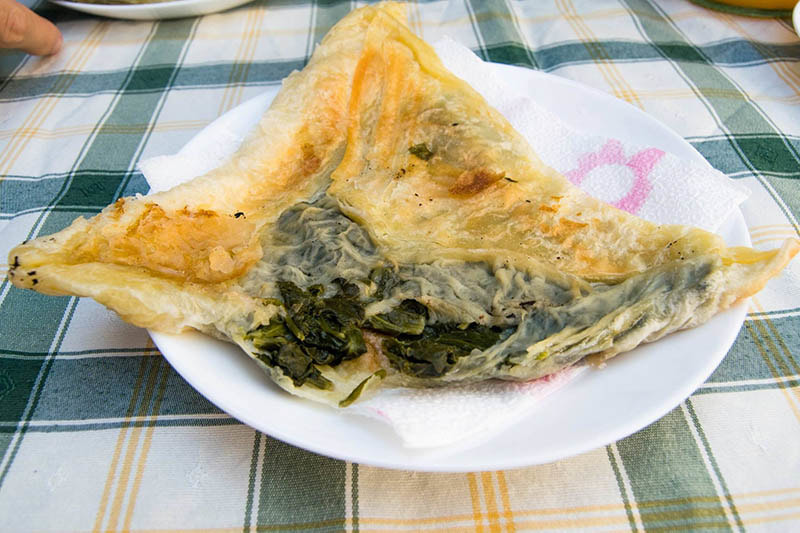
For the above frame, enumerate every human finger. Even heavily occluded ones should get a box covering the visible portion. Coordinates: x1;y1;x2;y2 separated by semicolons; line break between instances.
0;0;62;55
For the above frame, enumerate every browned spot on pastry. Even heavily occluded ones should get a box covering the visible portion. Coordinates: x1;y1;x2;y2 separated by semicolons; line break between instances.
110;198;126;217
301;143;321;176
558;218;588;231
449;168;505;196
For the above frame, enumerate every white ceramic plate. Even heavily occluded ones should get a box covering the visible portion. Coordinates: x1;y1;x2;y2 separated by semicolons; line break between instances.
794;1;800;37
150;64;749;472
49;0;253;20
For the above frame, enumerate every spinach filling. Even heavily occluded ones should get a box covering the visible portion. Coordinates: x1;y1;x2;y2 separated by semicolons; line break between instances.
247;280;365;390
246;275;507;388
409;143;434;161
382;324;503;378
241;196;718;390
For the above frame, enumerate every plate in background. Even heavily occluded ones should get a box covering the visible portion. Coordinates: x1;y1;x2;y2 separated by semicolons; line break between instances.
689;0;794;17
49;0;254;20
794;1;800;36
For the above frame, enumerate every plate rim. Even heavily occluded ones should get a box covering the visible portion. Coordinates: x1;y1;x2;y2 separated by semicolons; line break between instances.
48;0;254;20
794;1;800;37
150;63;750;472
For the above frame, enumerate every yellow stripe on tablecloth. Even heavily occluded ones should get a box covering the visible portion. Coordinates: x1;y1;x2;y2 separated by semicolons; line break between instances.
360;486;800;524
343;486;800;524
750;223;800;235
0;124;101;141
742;511;800;527
415;8;641;30
737;487;800;498
123;354;172;531
751;235;800;247
191;23;349;41
0;120;210;141
749;227;800;249
499;515;632;530
128;525;352;533
750;228;800;240
612;88;800;103
199;486;800;531
480;471;503;532
555;0;643;109
467;472;486;533
129;529;246;533
217;5;257;116
119;498;797;532
92;351;152;533
219;4;265;116
496;470;517;532
105;356;166;531
233;3;268;113
106;525;754;533
736;497;800;514
625;523;730;533
0;21;110;179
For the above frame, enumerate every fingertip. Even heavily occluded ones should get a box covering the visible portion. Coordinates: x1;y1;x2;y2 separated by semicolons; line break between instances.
49;30;63;55
32;16;62;56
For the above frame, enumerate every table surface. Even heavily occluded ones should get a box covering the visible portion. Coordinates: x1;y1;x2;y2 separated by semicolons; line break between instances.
1;0;799;531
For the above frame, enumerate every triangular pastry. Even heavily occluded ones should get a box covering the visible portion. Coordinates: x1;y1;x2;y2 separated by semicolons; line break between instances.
8;4;798;407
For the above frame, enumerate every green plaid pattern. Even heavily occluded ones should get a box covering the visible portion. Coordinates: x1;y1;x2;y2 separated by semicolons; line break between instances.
1;0;799;530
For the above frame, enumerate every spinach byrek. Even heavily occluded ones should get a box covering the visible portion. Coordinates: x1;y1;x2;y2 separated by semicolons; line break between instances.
7;4;798;407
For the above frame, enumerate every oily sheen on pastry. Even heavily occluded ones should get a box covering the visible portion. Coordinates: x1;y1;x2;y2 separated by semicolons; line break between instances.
8;4;799;407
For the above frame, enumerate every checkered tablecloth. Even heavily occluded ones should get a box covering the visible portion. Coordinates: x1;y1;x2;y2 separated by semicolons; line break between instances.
1;0;799;531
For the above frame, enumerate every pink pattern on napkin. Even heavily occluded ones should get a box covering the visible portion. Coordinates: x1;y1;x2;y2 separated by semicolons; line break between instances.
566;140;664;214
